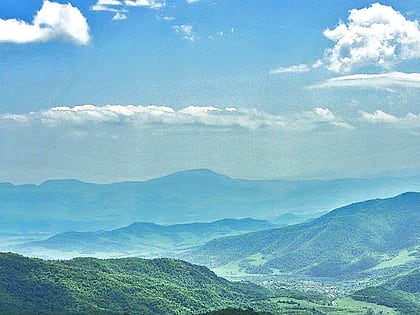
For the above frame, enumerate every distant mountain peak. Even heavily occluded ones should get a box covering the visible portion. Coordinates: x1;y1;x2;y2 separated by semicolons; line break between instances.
169;168;230;177
148;168;233;184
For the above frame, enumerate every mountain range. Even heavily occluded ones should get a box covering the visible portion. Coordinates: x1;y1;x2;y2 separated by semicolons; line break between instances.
15;218;277;259
2;169;420;233
1;174;419;313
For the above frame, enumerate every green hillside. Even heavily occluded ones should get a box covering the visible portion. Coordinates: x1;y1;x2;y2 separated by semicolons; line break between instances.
352;268;420;314
0;253;402;314
189;193;420;278
16;218;276;259
0;252;271;314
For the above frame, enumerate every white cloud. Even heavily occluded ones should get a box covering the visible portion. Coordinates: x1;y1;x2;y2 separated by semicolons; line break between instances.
0;1;90;45
360;110;420;128
309;72;420;90
324;3;420;73
331;121;355;129
160;16;175;21
306;107;355;129
173;24;196;41
91;0;124;12
0;114;29;124
313;107;336;121
312;60;323;69
91;0;163;18
0;105;353;131
186;0;200;3
269;64;311;74
124;0;165;9
112;12;127;20
360;110;398;123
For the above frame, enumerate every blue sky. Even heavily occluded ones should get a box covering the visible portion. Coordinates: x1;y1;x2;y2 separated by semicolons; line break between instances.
0;0;420;183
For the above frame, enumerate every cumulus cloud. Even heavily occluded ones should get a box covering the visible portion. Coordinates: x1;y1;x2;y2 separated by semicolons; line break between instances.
360;110;398;123
308;72;420;90
173;24;195;41
0;105;352;131
269;64;311;74
360;110;420;128
0;1;90;45
324;3;420;73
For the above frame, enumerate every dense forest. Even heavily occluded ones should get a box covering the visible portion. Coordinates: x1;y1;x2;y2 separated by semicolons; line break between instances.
0;253;411;314
0;253;273;314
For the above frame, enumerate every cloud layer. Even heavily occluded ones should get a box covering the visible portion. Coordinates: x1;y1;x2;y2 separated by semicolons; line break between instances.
360;110;420;128
3;104;415;131
0;105;352;131
324;3;420;73
0;1;89;45
309;72;420;90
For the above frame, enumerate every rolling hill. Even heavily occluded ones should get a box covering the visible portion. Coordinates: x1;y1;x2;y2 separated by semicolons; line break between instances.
1;169;420;232
352;268;420;314
15;218;277;259
188;192;420;278
0;252;271;314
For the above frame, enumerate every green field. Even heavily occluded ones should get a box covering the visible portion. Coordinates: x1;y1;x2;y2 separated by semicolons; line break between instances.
372;248;417;270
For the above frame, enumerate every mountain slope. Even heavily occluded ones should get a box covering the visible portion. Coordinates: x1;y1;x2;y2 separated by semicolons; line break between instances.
16;218;277;259
1;169;420;232
188;193;420;278
352;268;420;314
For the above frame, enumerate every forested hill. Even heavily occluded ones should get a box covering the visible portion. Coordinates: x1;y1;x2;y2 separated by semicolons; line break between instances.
189;192;420;278
353;268;420;314
0;253;270;314
0;252;401;314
